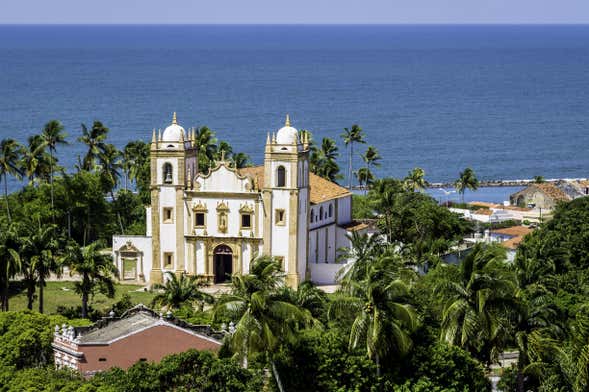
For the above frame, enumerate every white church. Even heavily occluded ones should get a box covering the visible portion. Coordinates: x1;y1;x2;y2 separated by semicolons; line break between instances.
112;114;372;287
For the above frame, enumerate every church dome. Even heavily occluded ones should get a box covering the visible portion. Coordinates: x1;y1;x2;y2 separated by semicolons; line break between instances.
276;114;298;144
162;112;185;142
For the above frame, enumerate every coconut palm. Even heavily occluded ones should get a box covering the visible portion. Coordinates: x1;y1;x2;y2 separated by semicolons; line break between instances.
151;272;213;312
21;135;52;186
354;168;375;194
0;138;23;222
435;243;516;365
329;253;418;377
194;126;218;173
230;152;251;169
337;231;384;285
403;167;428;192
62;241;117;318
213;256;314;369
0;223;21;311
78;121;109;172
216;141;233;161
18;222;59;313
454;167;479;203
315;138;341;182
98;143;124;233
41;120;68;210
341;124;366;189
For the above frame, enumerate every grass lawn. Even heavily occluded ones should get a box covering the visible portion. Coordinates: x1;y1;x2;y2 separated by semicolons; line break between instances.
9;281;156;315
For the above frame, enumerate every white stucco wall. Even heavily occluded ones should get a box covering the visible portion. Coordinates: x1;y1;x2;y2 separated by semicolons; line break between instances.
336;196;352;225
309;262;349;285
112;235;153;283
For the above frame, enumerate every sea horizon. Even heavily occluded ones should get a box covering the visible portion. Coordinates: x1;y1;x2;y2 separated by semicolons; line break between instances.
1;24;588;194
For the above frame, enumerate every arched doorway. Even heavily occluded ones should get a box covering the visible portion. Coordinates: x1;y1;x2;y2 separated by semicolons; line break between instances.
213;244;233;283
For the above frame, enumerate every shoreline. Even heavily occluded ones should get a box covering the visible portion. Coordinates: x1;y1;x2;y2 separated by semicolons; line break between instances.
351;177;588;191
428;177;588;189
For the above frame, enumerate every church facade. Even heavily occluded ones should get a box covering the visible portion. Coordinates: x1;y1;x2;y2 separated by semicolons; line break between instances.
113;114;371;287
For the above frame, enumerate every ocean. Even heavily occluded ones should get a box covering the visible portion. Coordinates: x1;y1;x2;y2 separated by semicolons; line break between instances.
0;25;588;199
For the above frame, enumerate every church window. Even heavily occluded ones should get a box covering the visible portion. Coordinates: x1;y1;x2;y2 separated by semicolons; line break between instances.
328;204;333;218
163;163;173;184
195;213;205;227
241;214;252;229
164;252;173;268
193;202;207;228
310;210;314;223
275;209;286;225
163;207;173;223
319;206;324;221
277;166;286;187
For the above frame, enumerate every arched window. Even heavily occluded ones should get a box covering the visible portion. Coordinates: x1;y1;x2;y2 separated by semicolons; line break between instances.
328;204;333;218
163;163;173;184
277;166;286;187
310;209;314;223
319;206;323;221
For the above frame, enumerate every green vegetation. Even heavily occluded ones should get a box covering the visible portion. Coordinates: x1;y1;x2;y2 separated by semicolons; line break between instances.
8;281;154;315
341;124;366;189
455;167;479;203
0;118;587;391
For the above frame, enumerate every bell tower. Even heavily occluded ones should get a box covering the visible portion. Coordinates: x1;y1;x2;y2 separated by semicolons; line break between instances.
262;115;310;287
149;113;197;284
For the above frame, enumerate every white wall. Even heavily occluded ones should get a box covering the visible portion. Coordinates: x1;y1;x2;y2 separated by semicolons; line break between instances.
112;235;153;283
309;262;349;285
309;201;336;230
195;164;252;193
336;196;352;225
189;197;257;238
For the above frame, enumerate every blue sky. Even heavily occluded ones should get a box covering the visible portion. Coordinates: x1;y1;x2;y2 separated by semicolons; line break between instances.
1;0;589;24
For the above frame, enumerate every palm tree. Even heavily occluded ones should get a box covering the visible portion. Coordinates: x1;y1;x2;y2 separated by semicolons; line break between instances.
213;256;314;369
454;167;479;203
329;253;418;377
313;138;341;182
230;152;251;169
98;143;124;233
194;126;218;173
78;121;108;172
151;272;213;312
403;167;428;192
62;241;117;318
216;141;233;161
354;168;375;194
123;140;150;201
0;139;23;222
435;243;516;365
21;135;52;186
18;222;59;313
0;224;21;311
337;231;384;285
41;120;68;211
341;124;366;189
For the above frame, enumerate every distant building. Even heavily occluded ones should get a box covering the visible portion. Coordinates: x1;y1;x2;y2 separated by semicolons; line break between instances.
510;183;570;210
52;305;222;377
113;113;373;287
492;225;534;262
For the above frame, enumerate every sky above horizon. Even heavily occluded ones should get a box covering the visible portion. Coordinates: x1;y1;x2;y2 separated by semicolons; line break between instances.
1;0;589;24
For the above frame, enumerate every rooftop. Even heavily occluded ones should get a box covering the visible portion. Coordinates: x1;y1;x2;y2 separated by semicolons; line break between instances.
239;166;351;204
73;305;221;345
492;225;533;237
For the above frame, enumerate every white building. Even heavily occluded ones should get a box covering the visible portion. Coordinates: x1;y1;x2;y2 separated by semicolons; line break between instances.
113;114;371;287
